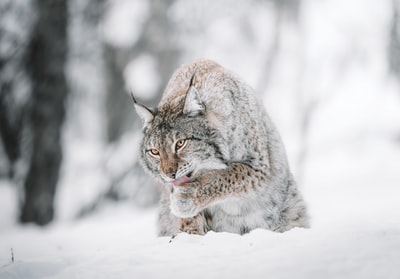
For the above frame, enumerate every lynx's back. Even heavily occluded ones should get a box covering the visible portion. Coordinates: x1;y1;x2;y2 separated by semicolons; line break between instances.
134;59;309;236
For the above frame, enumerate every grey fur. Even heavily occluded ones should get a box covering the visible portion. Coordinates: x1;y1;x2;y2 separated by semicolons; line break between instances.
134;60;309;236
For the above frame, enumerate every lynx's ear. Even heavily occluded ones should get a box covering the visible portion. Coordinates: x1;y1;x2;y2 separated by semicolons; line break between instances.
183;86;205;116
130;91;154;128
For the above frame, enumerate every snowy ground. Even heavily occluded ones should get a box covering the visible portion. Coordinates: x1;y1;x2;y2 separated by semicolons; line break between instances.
1;212;399;279
1;140;400;279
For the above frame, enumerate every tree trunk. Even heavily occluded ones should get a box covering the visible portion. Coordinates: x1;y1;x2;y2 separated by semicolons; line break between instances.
21;0;68;225
0;0;34;178
0;85;22;173
389;0;400;77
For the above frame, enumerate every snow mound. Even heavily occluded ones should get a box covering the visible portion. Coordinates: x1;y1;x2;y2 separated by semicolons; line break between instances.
1;200;399;279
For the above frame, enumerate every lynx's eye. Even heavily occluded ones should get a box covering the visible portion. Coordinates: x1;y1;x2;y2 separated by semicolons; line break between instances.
149;148;159;156
175;139;187;151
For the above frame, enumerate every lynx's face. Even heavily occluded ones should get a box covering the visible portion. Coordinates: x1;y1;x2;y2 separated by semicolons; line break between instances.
133;82;227;184
140;114;226;184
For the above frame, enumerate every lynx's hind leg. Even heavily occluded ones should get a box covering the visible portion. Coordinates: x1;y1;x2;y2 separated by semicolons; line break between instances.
278;176;310;232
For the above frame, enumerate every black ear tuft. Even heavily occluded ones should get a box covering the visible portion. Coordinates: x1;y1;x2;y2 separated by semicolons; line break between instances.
130;90;137;104
130;91;154;128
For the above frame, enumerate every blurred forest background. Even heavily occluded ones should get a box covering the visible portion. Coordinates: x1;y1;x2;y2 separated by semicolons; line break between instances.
1;0;400;227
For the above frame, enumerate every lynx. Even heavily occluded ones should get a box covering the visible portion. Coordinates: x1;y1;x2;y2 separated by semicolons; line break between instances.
133;59;309;236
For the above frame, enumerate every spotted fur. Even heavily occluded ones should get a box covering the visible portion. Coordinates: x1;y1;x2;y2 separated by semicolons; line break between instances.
134;59;309;236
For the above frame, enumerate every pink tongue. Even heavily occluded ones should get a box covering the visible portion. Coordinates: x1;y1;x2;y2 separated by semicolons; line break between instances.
172;175;191;186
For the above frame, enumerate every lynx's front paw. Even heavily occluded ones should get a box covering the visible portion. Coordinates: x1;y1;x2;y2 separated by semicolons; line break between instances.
179;214;210;235
170;183;200;218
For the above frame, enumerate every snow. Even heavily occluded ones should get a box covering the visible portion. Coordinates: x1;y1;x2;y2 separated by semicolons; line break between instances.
0;181;18;230
0;219;399;279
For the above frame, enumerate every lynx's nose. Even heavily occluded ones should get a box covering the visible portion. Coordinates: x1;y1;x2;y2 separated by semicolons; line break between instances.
165;171;176;179
161;163;177;180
